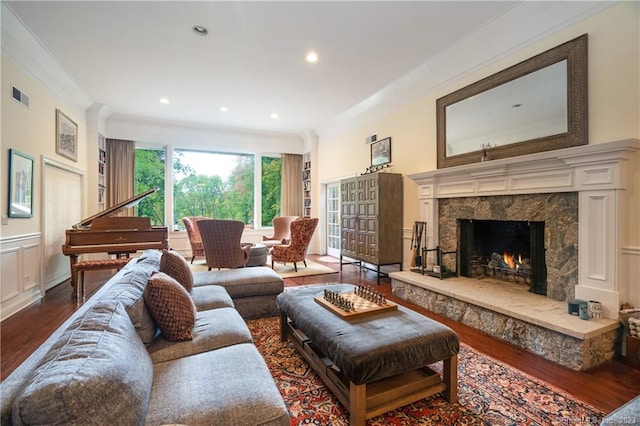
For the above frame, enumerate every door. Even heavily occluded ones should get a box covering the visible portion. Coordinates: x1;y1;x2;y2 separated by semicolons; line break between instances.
44;160;83;289
325;182;340;258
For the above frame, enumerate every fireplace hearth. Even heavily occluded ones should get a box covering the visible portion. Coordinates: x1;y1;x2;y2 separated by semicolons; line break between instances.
458;219;547;295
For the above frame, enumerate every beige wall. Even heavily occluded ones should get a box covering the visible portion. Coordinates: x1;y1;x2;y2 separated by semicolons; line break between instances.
1;55;89;238
316;2;640;245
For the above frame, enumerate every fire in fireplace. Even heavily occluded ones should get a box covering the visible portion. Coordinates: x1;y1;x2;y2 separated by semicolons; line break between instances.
458;219;547;295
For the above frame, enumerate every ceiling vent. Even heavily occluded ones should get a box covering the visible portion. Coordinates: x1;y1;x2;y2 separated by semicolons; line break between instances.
11;85;30;109
365;134;377;145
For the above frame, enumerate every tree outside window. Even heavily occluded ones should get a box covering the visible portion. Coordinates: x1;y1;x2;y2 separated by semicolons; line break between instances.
135;147;282;230
134;148;165;226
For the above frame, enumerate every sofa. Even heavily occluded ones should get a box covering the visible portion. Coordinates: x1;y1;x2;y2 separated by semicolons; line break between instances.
0;249;289;425
601;395;640;425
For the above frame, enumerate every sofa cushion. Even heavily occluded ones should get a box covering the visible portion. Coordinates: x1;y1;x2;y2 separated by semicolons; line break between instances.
147;307;253;363
106;268;158;346
11;300;153;426
144;272;197;341
190;284;235;311
146;343;289;426
160;249;194;291
192;266;283;298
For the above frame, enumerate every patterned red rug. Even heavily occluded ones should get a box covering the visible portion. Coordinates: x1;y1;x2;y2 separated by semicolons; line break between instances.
247;316;605;425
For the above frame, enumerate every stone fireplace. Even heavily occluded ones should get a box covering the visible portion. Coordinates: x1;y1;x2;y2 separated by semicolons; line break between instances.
389;139;639;370
441;192;578;300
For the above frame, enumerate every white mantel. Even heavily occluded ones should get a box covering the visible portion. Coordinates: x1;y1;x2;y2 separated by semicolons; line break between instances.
409;139;640;319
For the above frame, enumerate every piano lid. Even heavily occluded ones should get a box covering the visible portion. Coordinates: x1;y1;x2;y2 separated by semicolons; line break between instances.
72;188;159;229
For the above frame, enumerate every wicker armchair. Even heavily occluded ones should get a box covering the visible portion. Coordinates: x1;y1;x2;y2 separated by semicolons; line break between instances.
262;216;298;248
270;217;318;272
197;219;251;270
182;216;209;263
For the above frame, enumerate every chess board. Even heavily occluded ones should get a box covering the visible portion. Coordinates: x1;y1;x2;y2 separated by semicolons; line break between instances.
314;292;398;319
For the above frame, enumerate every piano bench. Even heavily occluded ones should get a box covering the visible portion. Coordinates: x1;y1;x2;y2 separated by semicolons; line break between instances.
72;258;131;296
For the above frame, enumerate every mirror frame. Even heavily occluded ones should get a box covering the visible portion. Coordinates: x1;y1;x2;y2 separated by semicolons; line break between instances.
436;34;588;169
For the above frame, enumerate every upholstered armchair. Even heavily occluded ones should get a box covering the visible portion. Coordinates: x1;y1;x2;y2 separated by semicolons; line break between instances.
262;216;298;248
197;219;251;270
182;216;209;263
270;217;318;272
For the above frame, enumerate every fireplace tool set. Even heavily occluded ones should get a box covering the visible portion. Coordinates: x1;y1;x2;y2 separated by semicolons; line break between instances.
411;221;458;279
410;221;426;268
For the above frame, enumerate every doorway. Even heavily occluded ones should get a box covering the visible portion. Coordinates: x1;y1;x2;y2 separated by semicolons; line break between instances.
325;182;340;258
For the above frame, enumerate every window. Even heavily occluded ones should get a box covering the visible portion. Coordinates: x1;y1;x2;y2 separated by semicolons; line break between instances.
261;156;281;227
134;148;165;226
173;149;255;227
134;147;283;230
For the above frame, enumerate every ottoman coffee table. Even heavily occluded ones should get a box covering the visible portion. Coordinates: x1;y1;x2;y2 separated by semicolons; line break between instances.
277;284;459;425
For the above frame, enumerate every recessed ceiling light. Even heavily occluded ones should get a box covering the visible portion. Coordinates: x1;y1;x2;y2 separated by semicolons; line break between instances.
270;113;279;119
159;97;170;104
220;106;229;112
306;51;318;63
193;25;208;36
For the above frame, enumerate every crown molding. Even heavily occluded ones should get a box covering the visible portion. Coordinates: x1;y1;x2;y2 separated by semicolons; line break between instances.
1;2;92;118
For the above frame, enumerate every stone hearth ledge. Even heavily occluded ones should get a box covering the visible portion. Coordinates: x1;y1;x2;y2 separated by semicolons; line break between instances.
390;270;620;370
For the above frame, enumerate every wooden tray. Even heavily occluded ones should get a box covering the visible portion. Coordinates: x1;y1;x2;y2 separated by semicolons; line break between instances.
314;293;397;319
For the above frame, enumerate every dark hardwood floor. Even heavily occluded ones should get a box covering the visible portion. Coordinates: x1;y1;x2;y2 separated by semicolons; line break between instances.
2;254;639;414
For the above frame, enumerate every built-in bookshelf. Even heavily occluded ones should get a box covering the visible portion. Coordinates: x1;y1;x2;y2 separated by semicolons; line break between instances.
302;152;311;217
97;133;106;210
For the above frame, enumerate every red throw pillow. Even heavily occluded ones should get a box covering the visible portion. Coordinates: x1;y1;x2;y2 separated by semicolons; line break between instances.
144;272;196;341
160;249;194;291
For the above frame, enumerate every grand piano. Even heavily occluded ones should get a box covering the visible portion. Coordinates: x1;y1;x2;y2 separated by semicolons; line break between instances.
62;188;168;292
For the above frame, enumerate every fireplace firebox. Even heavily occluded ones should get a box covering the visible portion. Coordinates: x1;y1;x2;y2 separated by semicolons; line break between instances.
458;219;547;295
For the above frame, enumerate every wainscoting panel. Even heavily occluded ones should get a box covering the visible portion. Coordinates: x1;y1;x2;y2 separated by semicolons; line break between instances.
0;233;43;321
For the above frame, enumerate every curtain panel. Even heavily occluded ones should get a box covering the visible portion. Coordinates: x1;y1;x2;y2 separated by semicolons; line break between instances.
105;139;135;213
281;154;303;217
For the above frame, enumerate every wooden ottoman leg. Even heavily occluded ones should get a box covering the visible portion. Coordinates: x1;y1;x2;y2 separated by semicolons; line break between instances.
349;382;367;426
443;354;458;402
280;311;288;342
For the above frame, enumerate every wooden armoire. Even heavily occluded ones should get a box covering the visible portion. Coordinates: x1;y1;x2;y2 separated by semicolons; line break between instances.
340;172;403;283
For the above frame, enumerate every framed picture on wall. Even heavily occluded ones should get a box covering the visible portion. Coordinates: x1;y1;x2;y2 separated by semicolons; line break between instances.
8;149;34;218
56;109;78;161
371;137;391;166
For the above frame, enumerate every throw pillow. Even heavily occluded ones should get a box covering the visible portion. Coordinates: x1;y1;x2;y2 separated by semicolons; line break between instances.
144;272;196;341
160;249;194;291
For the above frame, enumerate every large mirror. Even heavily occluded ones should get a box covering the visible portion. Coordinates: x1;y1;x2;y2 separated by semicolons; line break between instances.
437;34;587;169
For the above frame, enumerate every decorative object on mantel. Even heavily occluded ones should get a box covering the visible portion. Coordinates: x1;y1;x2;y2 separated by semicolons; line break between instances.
480;143;495;162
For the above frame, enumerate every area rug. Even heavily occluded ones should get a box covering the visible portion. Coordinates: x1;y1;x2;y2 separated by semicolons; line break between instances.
190;258;337;279
247;317;605;425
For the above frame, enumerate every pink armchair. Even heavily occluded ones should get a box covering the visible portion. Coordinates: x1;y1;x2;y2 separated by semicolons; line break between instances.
182;216;209;263
270;217;318;272
197;219;251;270
262;216;298;248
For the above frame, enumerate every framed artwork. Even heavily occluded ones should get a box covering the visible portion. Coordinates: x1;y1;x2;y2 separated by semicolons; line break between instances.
56;109;78;161
8;149;34;218
371;137;391;166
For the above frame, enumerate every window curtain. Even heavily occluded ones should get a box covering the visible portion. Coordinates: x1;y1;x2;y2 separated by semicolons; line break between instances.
105;139;135;214
281;154;303;217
